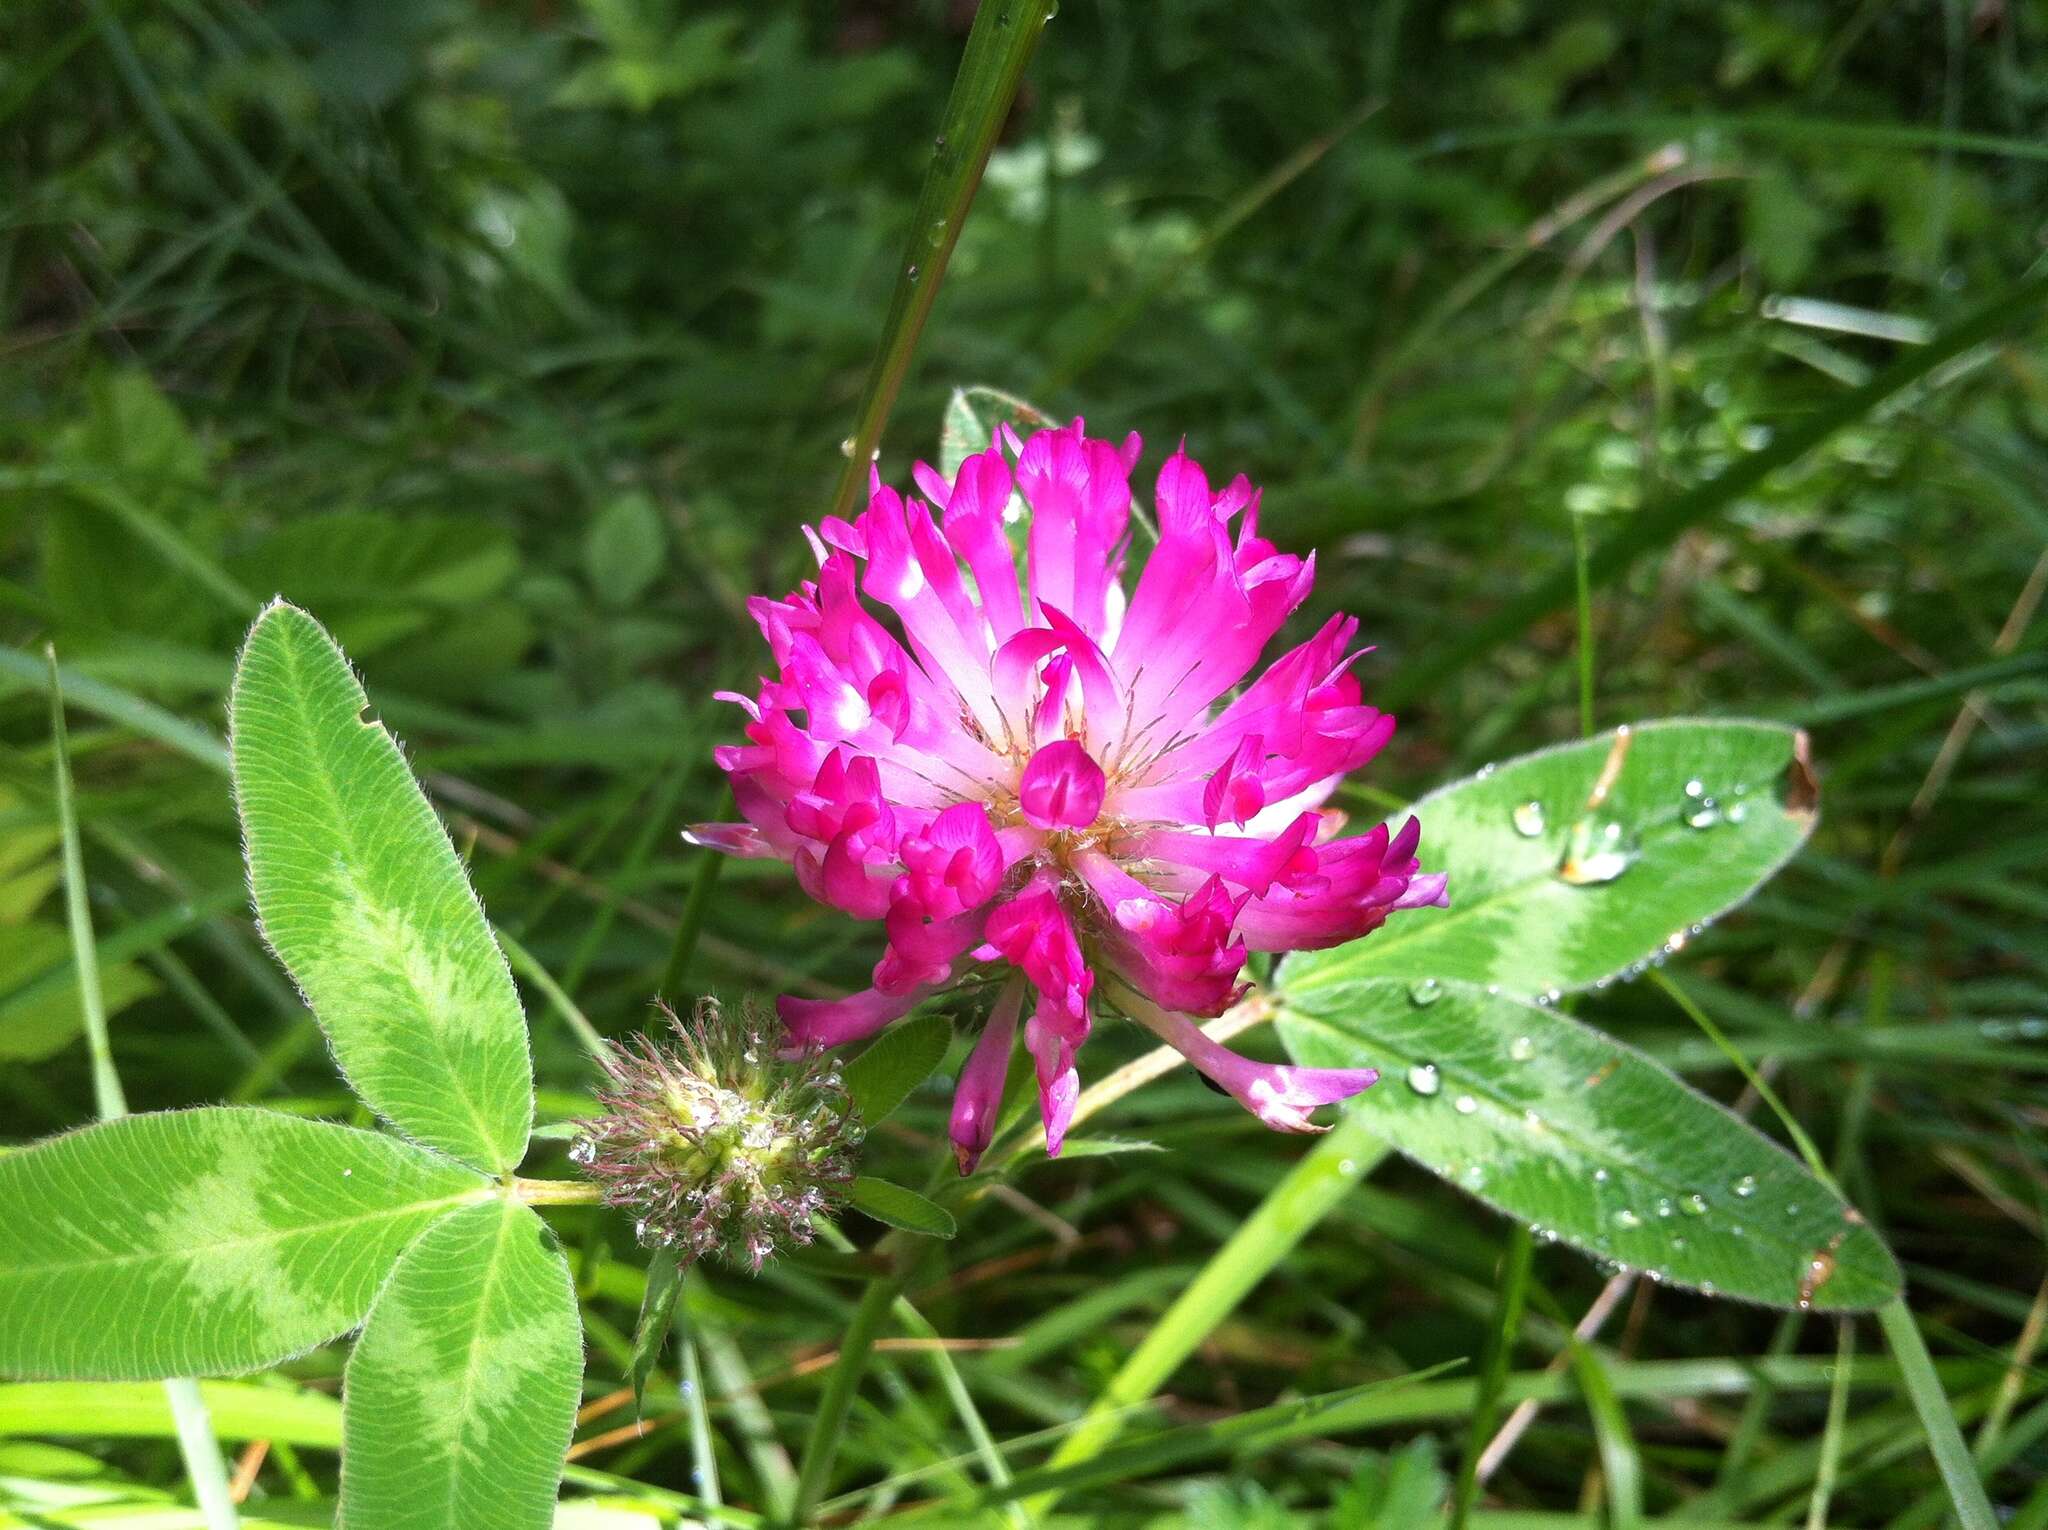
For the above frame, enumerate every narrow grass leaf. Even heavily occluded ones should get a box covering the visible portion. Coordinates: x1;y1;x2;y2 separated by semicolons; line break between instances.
1281;720;1817;997
229;601;533;1173
1279;979;1900;1309
0;1109;486;1380
338;1199;582;1530
627;1247;683;1417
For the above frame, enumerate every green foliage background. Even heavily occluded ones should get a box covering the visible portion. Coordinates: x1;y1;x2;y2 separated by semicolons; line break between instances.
3;0;2046;1524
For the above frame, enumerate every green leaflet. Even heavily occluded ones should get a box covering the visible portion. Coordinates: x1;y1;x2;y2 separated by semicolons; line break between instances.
848;1177;957;1238
0;1109;487;1380
1279;980;1900;1310
1282;719;1817;998
339;1199;583;1530
230;601;534;1173
841;1009;952;1126
938;384;1053;477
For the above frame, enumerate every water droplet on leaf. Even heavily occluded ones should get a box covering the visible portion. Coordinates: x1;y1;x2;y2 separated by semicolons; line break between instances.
1512;800;1546;837
1405;1062;1441;1097
1408;977;1443;1008
1559;817;1637;885
1733;1174;1758;1198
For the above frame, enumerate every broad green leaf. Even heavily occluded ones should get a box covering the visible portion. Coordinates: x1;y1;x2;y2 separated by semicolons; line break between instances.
1282;720;1818;998
626;1247;683;1415
582;491;667;607
938;385;1053;477
1278;978;1900;1310
848;1177;957;1238
841;1010;952;1126
230;601;534;1172
0;1108;487;1380
339;1199;583;1530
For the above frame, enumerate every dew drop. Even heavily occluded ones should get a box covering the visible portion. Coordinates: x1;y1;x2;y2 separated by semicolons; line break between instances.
1593;1168;1610;1183
1405;1062;1442;1097
1786;1203;1801;1218
1558;817;1637;885
1408;977;1443;1008
1454;1094;1478;1115
1339;1157;1359;1177
1733;1174;1758;1198
1700;1280;1718;1297
1681;1192;1709;1217
1512;800;1546;837
1509;1034;1536;1062
1655;1197;1675;1219
838;436;856;458
568;1139;596;1166
1523;1109;1545;1132
1613;1208;1642;1229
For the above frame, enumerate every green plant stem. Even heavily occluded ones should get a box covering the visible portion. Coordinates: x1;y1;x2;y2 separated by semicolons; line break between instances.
662;785;730;1000
825;0;1051;523
1023;1114;1388;1518
500;929;608;1061
791;1262;908;1524
509;1176;605;1206
680;1338;721;1509
1570;509;1597;737
1453;1224;1534;1528
1807;1318;1856;1530
1878;1297;1999;1530
49;649;239;1530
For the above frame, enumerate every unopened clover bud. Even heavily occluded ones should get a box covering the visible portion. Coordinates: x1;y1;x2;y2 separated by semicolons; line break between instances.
571;997;861;1271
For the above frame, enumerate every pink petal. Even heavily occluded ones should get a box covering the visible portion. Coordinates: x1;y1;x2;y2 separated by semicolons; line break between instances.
950;980;1024;1175
1019;739;1106;831
1119;989;1377;1133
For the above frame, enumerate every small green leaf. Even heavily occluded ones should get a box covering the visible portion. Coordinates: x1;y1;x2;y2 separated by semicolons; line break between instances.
339;1199;583;1530
627;1247;683;1416
230;601;534;1172
582;491;667;606
1026;1137;1163;1161
1282;720;1818;999
848;1177;957;1238
841;1010;952;1126
0;1109;487;1380
1278;979;1900;1310
938;385;1054;477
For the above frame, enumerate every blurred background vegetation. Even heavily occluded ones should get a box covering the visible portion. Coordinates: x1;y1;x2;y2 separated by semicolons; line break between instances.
3;1;2047;1524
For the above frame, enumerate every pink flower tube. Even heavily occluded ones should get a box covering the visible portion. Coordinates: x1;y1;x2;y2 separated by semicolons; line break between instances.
692;420;1448;1171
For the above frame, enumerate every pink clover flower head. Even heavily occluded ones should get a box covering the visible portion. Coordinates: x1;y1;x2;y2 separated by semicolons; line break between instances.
693;420;1448;1171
